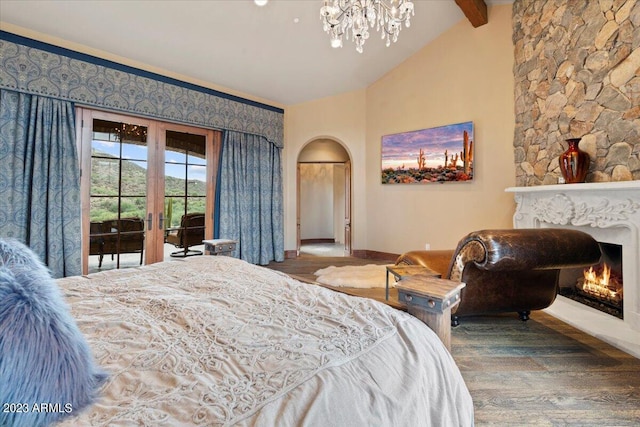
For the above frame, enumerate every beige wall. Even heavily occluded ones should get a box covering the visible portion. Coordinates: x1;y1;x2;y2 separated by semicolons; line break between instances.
284;90;367;251
364;4;516;253
284;4;516;255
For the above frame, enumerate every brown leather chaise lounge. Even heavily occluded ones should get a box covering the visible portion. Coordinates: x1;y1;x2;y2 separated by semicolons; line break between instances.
395;229;602;326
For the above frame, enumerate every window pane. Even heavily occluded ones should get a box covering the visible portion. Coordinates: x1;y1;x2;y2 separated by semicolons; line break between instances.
90;197;119;222
92;140;120;158
119;197;146;220
166;150;187;165
188;165;207;196
163;130;207;217
165;159;186;197
187;152;206;165
91;157;119;196
186;197;206;215
121;142;148;162
120;159;148;197
164;196;182;229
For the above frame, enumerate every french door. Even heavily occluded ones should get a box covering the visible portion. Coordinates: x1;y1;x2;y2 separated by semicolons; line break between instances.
77;109;219;274
159;122;218;260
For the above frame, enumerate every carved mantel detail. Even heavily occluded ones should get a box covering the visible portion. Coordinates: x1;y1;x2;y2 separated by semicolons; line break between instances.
531;194;574;225
530;194;640;228
573;199;640;228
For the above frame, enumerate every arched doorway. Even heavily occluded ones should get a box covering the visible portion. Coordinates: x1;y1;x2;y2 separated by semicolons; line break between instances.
297;138;352;256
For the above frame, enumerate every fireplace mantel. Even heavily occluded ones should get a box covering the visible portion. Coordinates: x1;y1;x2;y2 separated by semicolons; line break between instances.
506;181;640;193
506;182;640;358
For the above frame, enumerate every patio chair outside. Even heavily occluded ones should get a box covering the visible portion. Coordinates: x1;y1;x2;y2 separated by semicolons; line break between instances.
165;213;205;257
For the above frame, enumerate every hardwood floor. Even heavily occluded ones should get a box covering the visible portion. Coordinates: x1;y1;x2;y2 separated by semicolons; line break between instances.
267;254;640;426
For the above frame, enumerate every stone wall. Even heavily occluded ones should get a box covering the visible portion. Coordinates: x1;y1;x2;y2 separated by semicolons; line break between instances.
512;0;640;186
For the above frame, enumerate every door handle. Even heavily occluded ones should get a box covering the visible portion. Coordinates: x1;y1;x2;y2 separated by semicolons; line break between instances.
159;213;164;230
147;213;153;231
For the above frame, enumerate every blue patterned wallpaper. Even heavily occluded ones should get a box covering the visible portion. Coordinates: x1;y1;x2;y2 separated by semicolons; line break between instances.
0;32;284;148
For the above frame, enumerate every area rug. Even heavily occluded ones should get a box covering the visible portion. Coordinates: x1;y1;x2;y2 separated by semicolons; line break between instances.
314;264;393;288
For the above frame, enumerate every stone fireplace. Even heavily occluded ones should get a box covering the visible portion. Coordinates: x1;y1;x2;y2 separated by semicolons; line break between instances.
512;1;640;186
508;1;639;357
506;182;640;358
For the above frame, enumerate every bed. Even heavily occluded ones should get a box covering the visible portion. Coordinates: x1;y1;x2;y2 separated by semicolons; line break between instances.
1;243;473;426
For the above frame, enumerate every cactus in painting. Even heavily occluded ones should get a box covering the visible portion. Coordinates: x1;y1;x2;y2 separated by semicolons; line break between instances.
462;130;473;174
417;148;426;169
449;153;459;168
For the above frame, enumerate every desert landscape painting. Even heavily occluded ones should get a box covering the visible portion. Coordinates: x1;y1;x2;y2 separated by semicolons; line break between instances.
381;121;474;184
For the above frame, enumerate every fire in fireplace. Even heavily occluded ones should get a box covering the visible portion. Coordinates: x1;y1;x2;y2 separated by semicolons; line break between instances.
577;263;622;305
559;242;623;319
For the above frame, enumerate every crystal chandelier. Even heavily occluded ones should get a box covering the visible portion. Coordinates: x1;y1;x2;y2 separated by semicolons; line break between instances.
114;123;147;143
320;0;415;53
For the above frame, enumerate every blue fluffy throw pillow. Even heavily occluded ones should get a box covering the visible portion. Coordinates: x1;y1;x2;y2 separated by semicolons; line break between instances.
0;238;107;427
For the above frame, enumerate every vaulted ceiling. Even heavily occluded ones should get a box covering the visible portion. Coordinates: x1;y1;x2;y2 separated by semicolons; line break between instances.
0;0;501;106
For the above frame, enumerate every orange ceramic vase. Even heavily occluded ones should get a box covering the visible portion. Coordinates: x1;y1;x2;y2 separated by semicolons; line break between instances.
559;138;589;183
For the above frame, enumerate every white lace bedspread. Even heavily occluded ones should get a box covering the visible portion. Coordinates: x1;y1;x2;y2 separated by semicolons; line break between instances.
56;256;473;426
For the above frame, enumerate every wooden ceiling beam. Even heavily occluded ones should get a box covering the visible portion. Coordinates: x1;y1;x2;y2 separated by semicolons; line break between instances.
455;0;488;28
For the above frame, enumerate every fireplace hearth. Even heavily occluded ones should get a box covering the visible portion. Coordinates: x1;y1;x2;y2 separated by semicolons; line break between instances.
506;181;640;358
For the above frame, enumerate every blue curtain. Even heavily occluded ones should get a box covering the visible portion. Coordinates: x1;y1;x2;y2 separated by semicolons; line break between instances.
216;131;284;265
0;89;81;278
